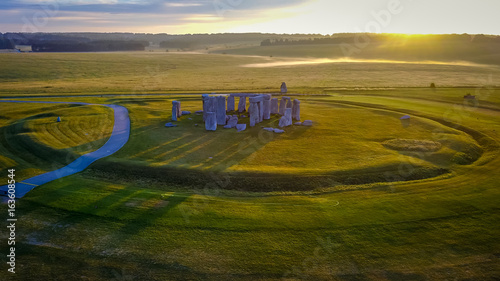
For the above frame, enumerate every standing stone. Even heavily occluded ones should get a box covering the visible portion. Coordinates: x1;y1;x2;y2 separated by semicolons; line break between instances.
207;97;217;115
279;97;292;115
271;98;279;114
172;101;180;121
216;96;226;125
238;96;247;113
281;82;288;93
249;102;260;127
279;108;293;128
205;112;217;131
227;95;235;112
286;99;293;109
202;94;209;121
279;97;288;115
258;100;264;122
292;99;301;121
263;95;271;120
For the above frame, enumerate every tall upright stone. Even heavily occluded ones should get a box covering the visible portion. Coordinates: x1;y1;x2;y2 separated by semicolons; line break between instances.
205;112;217;131
172;101;180;121
263;95;271;120
271;98;279;114
216;96;227;125
238;96;247;113
279;97;290;115
292;99;301;121
207;96;217;115
279;108;293;128
227;95;235;112
286;99;293;109
258;100;264;122
202;94;209;121
249;102;260;127
281;82;288;93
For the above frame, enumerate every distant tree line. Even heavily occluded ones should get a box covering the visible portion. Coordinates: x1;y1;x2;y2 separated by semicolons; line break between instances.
1;33;148;52
261;34;500;46
0;34;14;49
31;40;148;52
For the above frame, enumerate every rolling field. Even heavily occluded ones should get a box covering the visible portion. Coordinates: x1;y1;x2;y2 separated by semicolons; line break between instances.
0;52;499;280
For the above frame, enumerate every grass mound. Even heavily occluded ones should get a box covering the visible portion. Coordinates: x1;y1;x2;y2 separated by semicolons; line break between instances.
382;138;442;152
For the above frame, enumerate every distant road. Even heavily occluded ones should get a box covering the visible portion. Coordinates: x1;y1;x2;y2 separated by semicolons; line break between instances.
0;100;130;198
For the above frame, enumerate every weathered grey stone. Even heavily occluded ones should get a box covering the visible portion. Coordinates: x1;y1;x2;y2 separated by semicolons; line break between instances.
205;112;217;131
263;95;271;120
302;120;313;126
263;127;275;132
174;101;182;117
202;95;210;121
172;101;180;121
279;97;290;115
195;110;203;114
274;129;285;133
227;95;235;112
286;99;293;109
238;97;247;112
165;122;178;128
226;116;238;128
271;98;279;114
182;111;191;115
281;82;287;93
292;99;301;121
224;125;232;129
236;124;247;132
294;122;302;126
216;96;226;125
207;96;217;114
279;108;293;128
249;102;260;127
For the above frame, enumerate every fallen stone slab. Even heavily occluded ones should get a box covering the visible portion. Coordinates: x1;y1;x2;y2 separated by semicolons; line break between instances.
236;124;247;132
302;120;313;126
273;129;285;133
182;111;192;115
165;122;178;127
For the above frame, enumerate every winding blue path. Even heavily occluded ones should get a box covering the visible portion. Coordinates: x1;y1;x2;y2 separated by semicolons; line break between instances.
0;101;130;198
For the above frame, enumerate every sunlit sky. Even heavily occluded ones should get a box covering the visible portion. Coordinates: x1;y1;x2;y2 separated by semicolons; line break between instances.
0;0;499;35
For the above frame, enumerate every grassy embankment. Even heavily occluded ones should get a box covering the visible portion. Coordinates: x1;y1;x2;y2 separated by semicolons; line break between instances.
0;51;499;280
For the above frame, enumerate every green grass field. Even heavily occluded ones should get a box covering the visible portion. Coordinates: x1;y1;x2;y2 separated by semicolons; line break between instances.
0;52;499;280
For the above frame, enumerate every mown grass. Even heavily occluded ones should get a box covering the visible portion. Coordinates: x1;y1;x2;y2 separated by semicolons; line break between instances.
0;103;113;180
2;95;480;191
0;52;499;97
0;52;499;280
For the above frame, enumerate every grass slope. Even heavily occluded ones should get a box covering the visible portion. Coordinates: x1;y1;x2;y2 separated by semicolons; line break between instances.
0;52;499;280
